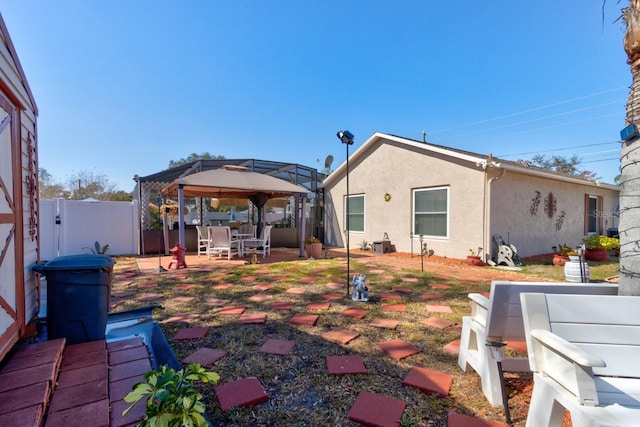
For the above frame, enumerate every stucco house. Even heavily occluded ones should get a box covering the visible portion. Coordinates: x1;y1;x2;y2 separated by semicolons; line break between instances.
322;132;619;261
0;14;39;361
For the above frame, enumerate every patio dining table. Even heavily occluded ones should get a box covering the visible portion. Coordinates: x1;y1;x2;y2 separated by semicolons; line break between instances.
232;233;255;256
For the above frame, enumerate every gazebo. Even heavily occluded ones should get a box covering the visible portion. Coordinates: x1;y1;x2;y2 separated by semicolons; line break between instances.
134;159;325;255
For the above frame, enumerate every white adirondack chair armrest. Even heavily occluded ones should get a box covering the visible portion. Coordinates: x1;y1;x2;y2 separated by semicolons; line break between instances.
468;293;489;309
531;329;606;368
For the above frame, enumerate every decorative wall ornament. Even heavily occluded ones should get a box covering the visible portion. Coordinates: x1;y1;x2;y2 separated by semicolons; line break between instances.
544;192;557;219
529;191;541;216
26;132;38;241
555;210;566;231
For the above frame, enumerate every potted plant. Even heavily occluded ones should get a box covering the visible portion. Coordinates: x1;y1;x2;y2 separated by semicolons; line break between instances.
582;235;619;262
466;247;484;266
304;236;323;259
122;363;219;427
567;250;580;262
552;244;572;266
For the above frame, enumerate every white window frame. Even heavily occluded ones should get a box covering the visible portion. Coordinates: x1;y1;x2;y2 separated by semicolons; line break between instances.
344;194;365;233
413;186;449;239
587;195;599;235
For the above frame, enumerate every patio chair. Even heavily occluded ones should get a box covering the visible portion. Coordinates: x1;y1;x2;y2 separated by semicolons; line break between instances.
207;226;240;260
242;225;272;258
238;222;256;238
196;225;209;257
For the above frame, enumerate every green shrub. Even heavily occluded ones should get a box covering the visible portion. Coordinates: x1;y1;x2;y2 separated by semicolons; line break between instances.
582;235;620;250
123;363;219;427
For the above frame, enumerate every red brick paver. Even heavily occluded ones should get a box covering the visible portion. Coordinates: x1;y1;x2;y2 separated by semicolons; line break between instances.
239;313;267;324
377;339;420;360
447;412;507;427
402;366;453;398
182;348;228;366
259;339;295;355
214;377;269;412
348;390;406;427
370;318;399;329
422;317;455;330
322;329;360;345
173;327;210;340
326;355;367;375
289;314;319;326
306;302;331;310
341;308;368;319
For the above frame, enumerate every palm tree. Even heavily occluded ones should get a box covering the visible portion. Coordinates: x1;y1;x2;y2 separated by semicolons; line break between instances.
620;1;640;294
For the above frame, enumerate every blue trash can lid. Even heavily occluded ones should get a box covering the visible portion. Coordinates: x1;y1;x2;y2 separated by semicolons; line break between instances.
34;254;116;271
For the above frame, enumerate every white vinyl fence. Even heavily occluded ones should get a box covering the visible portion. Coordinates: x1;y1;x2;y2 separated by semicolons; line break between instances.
39;199;139;260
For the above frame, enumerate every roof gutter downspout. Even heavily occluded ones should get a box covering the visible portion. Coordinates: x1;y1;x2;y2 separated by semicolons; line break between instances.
484;167;506;263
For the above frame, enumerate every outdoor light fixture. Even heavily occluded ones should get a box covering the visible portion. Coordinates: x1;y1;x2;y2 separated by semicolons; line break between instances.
620;123;639;142
337;130;354;145
486;341;511;424
337;130;354;296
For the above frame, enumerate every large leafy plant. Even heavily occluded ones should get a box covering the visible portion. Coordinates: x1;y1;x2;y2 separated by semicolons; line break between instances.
582;235;620;250
123;363;219;427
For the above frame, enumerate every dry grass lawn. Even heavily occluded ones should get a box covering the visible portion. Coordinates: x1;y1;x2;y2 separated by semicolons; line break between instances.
109;249;618;426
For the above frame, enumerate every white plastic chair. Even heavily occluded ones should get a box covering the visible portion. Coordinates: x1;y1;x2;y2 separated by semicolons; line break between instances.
207;226;239;260
242;225;272;258
196;225;209;257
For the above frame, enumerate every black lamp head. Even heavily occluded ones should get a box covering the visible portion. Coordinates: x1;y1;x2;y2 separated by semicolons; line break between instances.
337;130;354;145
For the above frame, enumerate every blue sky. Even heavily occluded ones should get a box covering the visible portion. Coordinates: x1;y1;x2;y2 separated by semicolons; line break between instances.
0;1;630;191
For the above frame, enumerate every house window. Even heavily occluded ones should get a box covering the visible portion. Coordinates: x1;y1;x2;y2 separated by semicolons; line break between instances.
345;194;364;233
413;187;449;238
584;194;603;235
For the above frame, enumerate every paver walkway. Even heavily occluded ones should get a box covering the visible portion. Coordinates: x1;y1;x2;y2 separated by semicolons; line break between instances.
132;250;524;425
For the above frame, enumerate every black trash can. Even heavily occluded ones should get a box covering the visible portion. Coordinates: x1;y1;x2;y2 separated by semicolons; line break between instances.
33;254;115;344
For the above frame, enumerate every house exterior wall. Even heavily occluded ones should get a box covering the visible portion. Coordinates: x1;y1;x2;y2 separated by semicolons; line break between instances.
0;15;38;361
324;139;487;259
489;171;619;258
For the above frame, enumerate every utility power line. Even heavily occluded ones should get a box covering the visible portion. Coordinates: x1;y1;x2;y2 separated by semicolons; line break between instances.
497;141;620;158
435;100;624;142
428;86;627;135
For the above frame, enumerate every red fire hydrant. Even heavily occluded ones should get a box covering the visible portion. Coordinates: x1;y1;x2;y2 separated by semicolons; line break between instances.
168;242;187;269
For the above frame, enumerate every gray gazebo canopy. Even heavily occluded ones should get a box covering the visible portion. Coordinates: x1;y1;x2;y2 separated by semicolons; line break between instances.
136;159;323;256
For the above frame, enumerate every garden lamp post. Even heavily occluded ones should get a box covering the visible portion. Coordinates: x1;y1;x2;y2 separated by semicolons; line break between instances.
486;341;511;424
337;130;354;297
155;194;166;273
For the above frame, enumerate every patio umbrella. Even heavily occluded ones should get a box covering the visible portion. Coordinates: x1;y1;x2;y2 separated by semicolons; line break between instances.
161;166;310;252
